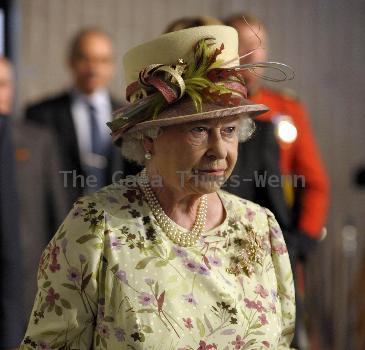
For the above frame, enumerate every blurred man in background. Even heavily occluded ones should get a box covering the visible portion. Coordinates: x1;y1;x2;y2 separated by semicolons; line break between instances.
0;112;24;350
226;15;329;247
226;13;330;348
25;28;137;210
0;56;69;324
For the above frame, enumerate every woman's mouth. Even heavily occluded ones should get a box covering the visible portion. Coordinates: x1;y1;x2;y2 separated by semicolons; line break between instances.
193;168;226;176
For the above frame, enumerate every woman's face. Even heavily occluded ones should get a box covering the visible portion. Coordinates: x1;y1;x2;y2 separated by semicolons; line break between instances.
147;116;240;195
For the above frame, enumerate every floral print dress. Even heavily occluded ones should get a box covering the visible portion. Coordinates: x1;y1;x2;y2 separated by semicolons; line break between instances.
21;178;295;350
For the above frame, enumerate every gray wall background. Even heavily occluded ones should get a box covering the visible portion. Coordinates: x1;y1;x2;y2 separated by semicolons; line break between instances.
14;0;365;348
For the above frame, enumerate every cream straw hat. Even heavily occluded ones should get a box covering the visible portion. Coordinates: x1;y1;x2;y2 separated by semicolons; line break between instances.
108;25;270;142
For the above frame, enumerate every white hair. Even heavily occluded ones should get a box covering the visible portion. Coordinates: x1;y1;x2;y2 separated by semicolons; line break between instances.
120;114;255;166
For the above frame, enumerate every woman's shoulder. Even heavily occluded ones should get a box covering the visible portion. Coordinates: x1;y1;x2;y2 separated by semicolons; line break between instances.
219;190;269;218
73;176;145;218
218;190;280;238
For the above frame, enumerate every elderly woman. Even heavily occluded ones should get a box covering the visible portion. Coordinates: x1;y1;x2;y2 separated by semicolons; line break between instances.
21;26;295;349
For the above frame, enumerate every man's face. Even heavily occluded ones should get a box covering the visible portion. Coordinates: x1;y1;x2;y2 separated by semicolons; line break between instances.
231;21;268;94
69;33;114;95
0;60;13;114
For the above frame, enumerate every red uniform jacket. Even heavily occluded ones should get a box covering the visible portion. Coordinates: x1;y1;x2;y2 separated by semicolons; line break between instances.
252;87;329;239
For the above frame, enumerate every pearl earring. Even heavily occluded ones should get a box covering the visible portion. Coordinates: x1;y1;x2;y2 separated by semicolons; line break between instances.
144;151;152;160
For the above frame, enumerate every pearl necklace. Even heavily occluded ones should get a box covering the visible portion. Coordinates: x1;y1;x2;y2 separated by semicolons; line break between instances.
138;169;208;247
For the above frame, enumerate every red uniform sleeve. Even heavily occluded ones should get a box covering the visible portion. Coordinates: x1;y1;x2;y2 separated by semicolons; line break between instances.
289;102;329;238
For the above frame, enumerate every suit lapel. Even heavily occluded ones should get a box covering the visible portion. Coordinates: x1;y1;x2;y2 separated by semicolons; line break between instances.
60;93;79;152
56;93;84;198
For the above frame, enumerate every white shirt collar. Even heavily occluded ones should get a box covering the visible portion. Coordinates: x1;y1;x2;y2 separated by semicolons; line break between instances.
71;88;110;108
70;87;113;166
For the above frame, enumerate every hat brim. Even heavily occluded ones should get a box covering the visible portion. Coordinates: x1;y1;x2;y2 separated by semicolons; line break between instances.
123;97;269;135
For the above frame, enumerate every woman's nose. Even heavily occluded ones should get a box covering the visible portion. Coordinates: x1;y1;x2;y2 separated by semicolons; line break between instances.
205;130;227;160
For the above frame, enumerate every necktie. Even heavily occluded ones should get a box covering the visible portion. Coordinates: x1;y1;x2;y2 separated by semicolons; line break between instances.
85;102;109;191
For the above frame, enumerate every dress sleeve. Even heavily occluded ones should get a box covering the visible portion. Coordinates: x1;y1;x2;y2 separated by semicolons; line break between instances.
265;208;296;349
20;198;105;349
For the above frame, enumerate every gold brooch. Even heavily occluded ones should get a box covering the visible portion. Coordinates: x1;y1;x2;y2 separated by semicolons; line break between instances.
226;224;264;277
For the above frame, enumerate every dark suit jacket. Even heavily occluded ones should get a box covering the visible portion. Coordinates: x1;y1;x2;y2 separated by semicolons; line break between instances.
12;122;69;320
25;91;140;210
0;116;24;347
225;121;290;232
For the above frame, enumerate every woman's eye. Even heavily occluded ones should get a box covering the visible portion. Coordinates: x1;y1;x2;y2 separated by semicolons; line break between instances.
222;127;236;136
191;127;208;135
